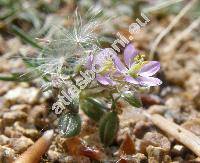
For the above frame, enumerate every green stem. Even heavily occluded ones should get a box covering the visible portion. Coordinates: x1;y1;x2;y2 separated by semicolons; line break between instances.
11;25;43;50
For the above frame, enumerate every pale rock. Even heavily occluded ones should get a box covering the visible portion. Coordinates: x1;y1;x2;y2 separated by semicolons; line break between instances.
28;105;49;127
9;136;34;153
47;149;62;161
6;38;22;55
0;81;15;96
4;87;40;104
143;132;171;152
3;111;27;124
147;145;171;163
10;104;31;112
0;145;16;162
118;153;147;162
4;126;22;138
0;59;24;73
165;97;183;110
0;135;10;145
13;121;39;139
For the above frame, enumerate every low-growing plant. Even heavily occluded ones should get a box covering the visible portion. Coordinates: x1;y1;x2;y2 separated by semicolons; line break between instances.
0;9;162;146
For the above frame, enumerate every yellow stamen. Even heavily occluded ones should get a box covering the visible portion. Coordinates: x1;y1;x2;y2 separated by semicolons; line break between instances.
99;59;115;75
128;54;148;78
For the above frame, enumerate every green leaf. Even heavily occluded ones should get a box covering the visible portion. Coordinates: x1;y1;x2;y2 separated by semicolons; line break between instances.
0;73;34;82
122;91;142;108
58;113;81;138
99;112;119;146
21;55;42;68
10;25;43;50
80;97;106;122
68;100;79;113
0;9;16;20
0;0;11;6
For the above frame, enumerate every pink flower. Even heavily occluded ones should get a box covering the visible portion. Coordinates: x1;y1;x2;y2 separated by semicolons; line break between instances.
113;44;162;87
86;49;116;85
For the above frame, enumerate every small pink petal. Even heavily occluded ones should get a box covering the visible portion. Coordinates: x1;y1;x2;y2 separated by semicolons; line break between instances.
86;55;94;69
96;75;115;85
137;76;162;86
125;76;140;84
113;55;127;73
95;48;116;66
139;61;160;77
124;44;138;68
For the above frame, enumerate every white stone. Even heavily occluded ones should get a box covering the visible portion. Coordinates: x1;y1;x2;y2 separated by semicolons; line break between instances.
4;87;40;104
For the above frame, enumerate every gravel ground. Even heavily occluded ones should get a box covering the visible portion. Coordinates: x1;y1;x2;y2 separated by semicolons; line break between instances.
0;1;200;162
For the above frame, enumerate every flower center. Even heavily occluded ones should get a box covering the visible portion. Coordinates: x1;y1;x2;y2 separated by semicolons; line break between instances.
127;54;147;78
99;59;114;75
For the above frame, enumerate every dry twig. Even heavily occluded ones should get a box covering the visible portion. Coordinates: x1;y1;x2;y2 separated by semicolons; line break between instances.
14;130;54;163
151;114;200;157
149;0;197;60
164;16;200;53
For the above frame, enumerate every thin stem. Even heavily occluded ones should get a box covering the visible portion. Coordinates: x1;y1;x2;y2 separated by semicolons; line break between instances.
110;93;116;111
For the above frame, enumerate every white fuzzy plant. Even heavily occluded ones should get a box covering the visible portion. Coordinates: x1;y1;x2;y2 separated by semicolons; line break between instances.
22;8;105;91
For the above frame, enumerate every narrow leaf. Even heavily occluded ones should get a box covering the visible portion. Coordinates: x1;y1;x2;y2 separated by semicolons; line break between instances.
122;91;142;108
80;97;106;122
0;9;16;20
20;55;50;82
99;112;119;146
11;25;43;50
21;55;42;68
0;73;34;82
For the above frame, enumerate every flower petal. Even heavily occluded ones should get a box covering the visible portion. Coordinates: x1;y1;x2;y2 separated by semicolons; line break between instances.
96;74;115;85
137;76;162;86
113;55;127;73
124;44;138;68
125;76;140;85
95;48;116;66
139;61;160;77
86;55;94;69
